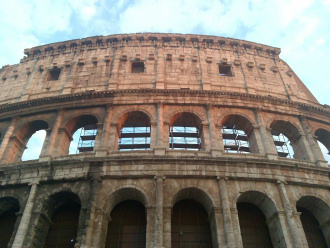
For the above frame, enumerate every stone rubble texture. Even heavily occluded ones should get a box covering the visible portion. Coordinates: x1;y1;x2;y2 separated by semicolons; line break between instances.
0;33;329;248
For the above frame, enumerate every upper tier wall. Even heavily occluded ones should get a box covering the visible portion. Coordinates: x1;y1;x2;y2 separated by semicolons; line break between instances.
0;33;319;105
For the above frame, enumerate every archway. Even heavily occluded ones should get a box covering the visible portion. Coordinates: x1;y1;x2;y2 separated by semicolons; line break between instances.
0;197;19;247
169;112;203;150
296;196;330;247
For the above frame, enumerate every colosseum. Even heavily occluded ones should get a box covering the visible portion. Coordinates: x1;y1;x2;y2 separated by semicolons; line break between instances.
0;33;329;248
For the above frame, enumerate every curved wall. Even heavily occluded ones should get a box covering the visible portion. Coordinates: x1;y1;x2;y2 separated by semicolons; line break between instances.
0;33;329;248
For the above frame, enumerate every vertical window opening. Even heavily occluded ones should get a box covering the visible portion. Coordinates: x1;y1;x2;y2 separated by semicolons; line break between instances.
169;126;201;150
22;129;47;161
219;64;232;76
118;111;151;151
271;131;294;158
47;68;61;81
222;125;250;153
131;62;145;73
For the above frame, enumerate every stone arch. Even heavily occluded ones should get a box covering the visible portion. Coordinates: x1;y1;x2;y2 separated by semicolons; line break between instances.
31;191;82;248
166;109;206;126
217;112;256;128
170;187;219;247
219;113;259;153
115;110;152;151
296;195;330;247
171;187;215;214
5;120;48;162
235;190;286;248
104;187;149;216
269;119;310;160
102;187;149;248
168;111;205;150
0;192;25;210
0;197;20;248
315;128;330;155
59;114;99;155
112;107;154;126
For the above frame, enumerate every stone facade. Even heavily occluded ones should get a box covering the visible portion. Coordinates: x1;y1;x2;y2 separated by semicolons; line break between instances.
0;33;329;248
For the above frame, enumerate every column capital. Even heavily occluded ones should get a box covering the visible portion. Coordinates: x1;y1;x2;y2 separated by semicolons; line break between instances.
216;176;229;181
154;175;166;181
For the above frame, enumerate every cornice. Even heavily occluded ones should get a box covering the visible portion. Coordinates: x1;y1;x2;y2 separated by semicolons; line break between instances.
0;89;328;117
22;33;281;63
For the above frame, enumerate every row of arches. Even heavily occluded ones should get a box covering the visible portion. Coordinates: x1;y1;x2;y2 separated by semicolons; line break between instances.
1;110;329;163
1;187;329;247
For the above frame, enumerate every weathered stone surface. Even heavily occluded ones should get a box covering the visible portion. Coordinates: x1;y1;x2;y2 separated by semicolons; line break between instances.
0;33;329;248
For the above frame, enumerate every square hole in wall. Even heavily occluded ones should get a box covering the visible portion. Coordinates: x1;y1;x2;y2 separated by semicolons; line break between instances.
219;64;232;76
47;68;61;81
131;61;145;73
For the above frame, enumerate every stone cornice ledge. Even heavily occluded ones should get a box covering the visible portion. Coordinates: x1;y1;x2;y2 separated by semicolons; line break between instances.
0;89;328;116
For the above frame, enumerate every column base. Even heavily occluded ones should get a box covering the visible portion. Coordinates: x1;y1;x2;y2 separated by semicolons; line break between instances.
39;155;51;162
154;147;166;156
211;149;222;157
266;153;278;160
95;149;108;157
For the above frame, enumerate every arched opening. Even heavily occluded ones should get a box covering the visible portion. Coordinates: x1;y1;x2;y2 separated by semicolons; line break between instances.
237;202;273;248
117;111;151;151
40;192;81;248
172;199;212;248
105;200;146;247
22;130;46;161
169;112;203;150
270;120;306;160
64;115;98;154
221;115;258;153
237;191;284;248
315;129;330;163
297;207;327;248
45;203;80;248
0;197;19;247
296;196;330;247
7;120;48;162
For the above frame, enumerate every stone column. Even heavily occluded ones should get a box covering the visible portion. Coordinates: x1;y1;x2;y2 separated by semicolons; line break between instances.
146;206;156;248
211;207;226;247
0;117;19;161
207;105;222;156
299;116;328;167
230;207;243;248
163;206;172;248
108;123;119;152
292;211;309;248
154;176;165;248
154;102;166;155
202;123;211;152
277;181;303;248
217;177;236;248
95;105;113;157
39;110;64;161
254;109;278;160
150;122;157;150
82;175;103;248
266;211;293;248
12;182;38;248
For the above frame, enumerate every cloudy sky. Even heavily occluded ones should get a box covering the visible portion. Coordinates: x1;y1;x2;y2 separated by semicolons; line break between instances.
1;0;329;161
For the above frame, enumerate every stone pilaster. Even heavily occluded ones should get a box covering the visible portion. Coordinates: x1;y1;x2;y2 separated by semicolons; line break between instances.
277;181;303;248
217;177;236;248
39;110;64;161
153;176;165;248
0;117;19;161
254;109;278;160
12;182;38;248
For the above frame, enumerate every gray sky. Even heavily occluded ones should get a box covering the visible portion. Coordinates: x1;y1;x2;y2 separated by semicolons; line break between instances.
1;0;328;161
